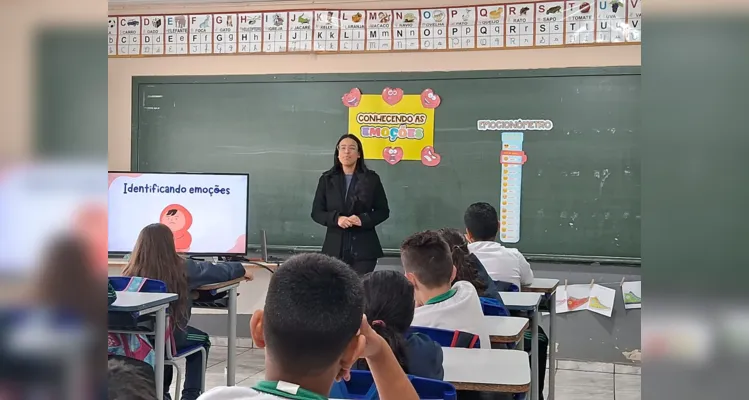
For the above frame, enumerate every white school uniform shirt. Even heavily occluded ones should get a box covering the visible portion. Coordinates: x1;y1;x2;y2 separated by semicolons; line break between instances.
411;280;491;349
468;241;534;289
198;384;342;400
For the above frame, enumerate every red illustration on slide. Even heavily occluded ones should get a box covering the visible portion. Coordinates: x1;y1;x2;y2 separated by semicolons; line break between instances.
160;204;193;252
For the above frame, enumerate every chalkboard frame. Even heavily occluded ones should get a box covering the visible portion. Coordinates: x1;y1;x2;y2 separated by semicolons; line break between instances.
130;66;641;265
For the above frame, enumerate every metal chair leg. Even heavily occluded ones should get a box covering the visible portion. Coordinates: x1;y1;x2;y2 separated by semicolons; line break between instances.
173;363;182;400
199;347;207;393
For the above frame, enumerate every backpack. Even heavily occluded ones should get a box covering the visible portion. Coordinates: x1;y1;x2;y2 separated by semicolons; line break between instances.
107;277;175;367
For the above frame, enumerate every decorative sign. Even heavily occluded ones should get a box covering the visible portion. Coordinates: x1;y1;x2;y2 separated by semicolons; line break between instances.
499;132;526;243
108;0;641;57
343;87;442;167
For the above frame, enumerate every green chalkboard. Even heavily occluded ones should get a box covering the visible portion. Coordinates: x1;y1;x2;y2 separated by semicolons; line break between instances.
132;67;640;261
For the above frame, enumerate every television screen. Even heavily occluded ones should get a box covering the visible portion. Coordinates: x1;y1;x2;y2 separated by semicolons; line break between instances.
108;172;249;255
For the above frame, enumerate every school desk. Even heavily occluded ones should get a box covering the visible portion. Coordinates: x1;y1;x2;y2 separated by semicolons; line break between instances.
109;291;177;400
484;315;529;346
498;291;543;400
522;278;559;400
442;347;530;393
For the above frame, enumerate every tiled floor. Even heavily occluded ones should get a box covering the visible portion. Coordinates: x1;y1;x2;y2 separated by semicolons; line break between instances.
166;346;641;400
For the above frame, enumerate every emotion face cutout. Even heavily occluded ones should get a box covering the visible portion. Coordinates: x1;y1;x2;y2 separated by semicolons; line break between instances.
420;146;441;167
420;88;441;109
383;147;404;165
342;88;362;108
381;87;404;106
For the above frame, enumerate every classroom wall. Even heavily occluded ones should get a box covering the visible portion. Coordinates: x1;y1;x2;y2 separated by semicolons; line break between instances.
107;0;641;170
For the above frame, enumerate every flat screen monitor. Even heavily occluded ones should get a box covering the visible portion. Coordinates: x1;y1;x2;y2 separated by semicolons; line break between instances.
108;172;249;256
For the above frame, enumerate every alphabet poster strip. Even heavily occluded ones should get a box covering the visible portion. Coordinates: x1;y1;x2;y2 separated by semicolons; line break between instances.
500;132;526;243
109;0;641;57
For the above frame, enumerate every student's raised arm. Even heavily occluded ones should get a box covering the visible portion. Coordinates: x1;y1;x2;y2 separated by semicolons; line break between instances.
356;316;418;400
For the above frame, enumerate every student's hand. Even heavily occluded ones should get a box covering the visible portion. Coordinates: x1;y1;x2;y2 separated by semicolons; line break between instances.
347;215;362;227
337;216;352;229
243;267;254;281
357;315;389;360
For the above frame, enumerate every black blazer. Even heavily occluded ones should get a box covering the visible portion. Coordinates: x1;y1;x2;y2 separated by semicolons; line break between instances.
311;167;390;262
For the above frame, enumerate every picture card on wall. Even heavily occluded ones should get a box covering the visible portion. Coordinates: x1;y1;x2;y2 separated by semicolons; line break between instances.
165;15;189;55
622;281;642;309
476;5;505;48
448;7;476;49
141;16;165;56
420;8;448;50
238;13;262;53
263;12;288;52
588;284;616;317
366;10;393;51
288;11;314;52
213;14;238;54
189;14;213;54
535;2;565;46
392;9;420;51
555;286;569;313
340;10;366;51
565;284;591;312
314;10;340;52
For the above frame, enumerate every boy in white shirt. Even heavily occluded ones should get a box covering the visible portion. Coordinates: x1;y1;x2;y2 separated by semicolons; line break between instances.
464;202;548;400
464;202;534;289
402;230;491;349
198;253;418;400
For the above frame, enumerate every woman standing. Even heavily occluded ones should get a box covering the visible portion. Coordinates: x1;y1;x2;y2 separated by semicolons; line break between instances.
311;134;390;275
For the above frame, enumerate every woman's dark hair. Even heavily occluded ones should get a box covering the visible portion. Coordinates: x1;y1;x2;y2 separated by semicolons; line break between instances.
333;134;368;173
360;270;414;374
437;227;488;296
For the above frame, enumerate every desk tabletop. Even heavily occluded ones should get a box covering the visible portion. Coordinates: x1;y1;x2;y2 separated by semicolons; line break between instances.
499;292;543;310
522;278;559;294
108;259;279;271
442;347;531;392
197;277;246;291
109;291;177;312
485;316;529;343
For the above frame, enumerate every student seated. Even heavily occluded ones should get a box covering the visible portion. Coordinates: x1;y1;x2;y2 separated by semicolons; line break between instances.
124;223;252;400
464;202;533;289
198;253;419;400
437;227;503;301
355;270;444;380
402;231;490;349
108;355;158;400
464;203;549;399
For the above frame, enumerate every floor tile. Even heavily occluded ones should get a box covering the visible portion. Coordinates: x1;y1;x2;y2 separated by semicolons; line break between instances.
557;360;614;373
552;370;614;400
615;374;640;400
614;363;641;375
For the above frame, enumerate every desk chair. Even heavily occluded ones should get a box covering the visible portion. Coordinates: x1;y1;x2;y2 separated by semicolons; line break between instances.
409;326;481;349
330;370;457;400
479;297;510;317
108;277;207;399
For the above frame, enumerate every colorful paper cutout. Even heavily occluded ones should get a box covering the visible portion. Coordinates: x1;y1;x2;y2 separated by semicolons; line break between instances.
381;87;404;106
499;132;524;243
342;87;362;107
420;146;441;167
383;147;404;165
346;88;439;164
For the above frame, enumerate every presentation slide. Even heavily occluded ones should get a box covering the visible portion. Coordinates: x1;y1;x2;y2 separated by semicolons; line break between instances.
108;172;249;255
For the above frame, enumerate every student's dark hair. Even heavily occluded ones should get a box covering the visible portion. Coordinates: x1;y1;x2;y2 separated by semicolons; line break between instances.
263;253;364;375
333;134;368;173
123;223;190;330
464;202;499;241
108;355;158;400
400;230;453;289
360;270;415;374
437;228;488;295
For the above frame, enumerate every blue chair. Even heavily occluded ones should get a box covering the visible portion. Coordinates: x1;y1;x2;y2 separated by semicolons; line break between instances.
480;297;510;317
330;370;456;400
409;326;480;349
108;276;206;399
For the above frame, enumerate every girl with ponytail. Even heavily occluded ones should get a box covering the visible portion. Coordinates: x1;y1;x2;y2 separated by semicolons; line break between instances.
355;270;444;380
437;227;503;301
